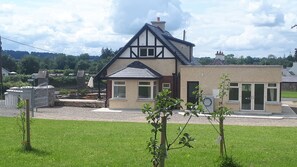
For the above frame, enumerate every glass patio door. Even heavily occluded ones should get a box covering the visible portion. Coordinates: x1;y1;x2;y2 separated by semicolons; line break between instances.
241;83;265;111
241;84;251;110
254;84;264;110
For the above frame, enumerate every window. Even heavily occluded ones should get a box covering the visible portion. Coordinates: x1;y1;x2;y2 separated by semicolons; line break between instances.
113;81;126;98
267;83;277;102
148;48;154;56
138;81;151;98
138;81;158;99
140;48;154;57
162;83;171;90
229;83;239;101
153;81;158;98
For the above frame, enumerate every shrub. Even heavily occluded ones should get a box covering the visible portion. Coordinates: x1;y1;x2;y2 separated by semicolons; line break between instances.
48;76;77;88
218;156;241;167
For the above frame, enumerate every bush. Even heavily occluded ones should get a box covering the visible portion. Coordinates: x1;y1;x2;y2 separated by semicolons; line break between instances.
3;75;31;83
78;89;88;96
3;81;30;90
59;89;70;95
48;76;77;88
218;156;241;167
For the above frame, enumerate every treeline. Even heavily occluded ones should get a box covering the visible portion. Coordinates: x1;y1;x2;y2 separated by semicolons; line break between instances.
3;50;101;61
197;53;297;68
2;48;116;75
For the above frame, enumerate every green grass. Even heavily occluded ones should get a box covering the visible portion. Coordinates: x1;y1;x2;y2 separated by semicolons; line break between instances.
282;91;297;98
1;117;297;167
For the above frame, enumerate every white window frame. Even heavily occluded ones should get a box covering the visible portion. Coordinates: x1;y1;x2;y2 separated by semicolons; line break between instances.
138;81;157;99
112;81;126;99
162;83;171;90
267;83;278;102
139;48;155;57
229;83;239;101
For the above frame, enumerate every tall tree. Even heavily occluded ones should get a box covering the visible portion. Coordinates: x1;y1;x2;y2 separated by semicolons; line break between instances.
2;54;17;71
55;54;67;69
76;60;90;71
78;53;90;61
19;55;40;74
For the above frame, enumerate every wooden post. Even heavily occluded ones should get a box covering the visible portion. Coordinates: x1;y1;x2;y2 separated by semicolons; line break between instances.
25;99;32;150
160;116;167;167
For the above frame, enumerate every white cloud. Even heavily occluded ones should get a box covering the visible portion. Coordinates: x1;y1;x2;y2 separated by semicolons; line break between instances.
0;0;296;58
243;0;284;27
110;0;190;34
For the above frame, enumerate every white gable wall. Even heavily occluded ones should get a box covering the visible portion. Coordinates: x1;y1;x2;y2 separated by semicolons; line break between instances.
118;29;176;59
147;30;155;46
163;48;174;58
139;31;146;46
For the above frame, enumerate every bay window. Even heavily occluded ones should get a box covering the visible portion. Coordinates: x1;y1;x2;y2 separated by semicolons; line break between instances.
138;81;158;99
113;81;126;98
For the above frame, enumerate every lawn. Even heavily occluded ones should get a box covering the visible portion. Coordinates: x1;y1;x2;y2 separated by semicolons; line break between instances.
282;91;297;98
0;117;297;167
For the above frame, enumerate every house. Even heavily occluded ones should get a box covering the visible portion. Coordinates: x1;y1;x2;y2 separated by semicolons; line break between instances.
281;63;297;91
2;67;9;76
95;18;282;113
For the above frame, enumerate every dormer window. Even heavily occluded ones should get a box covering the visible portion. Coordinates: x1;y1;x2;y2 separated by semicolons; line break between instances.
140;48;154;57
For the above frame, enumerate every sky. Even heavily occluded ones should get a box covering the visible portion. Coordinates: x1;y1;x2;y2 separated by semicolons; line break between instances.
0;0;297;58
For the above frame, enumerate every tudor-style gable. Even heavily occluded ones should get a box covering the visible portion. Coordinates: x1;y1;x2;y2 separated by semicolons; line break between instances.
119;28;174;59
95;21;195;79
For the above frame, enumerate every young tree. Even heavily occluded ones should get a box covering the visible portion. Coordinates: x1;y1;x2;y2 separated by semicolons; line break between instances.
208;74;232;158
142;89;200;167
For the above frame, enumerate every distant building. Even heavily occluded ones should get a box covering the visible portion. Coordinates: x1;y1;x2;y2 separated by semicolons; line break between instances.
210;51;226;65
77;70;85;89
2;68;9;76
37;70;48;85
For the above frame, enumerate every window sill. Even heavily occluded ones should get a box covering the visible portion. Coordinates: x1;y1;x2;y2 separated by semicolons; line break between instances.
265;101;281;105
110;98;127;101
227;100;240;104
137;98;155;102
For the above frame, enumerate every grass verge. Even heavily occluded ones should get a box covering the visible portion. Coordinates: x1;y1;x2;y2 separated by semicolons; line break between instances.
0;117;296;166
282;91;297;98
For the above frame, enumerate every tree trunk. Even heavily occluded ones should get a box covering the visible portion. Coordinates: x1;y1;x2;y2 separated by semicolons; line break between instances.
219;117;224;158
25;99;32;151
160;116;167;167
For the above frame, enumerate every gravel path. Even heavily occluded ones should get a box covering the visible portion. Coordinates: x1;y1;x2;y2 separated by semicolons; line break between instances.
1;106;297;127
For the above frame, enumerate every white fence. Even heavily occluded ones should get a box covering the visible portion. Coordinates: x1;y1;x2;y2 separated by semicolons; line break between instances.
3;85;55;109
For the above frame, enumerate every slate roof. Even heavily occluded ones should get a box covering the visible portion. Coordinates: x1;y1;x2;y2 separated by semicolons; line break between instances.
147;24;194;65
95;23;195;79
106;61;162;79
210;59;226;65
282;76;297;83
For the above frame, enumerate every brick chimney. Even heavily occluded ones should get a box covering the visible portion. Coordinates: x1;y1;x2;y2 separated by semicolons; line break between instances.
151;17;166;31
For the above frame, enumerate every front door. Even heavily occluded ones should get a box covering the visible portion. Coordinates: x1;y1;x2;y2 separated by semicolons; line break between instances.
187;81;199;104
241;83;265;111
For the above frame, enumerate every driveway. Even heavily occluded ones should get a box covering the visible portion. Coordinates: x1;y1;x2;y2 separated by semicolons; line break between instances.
1;105;297;127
